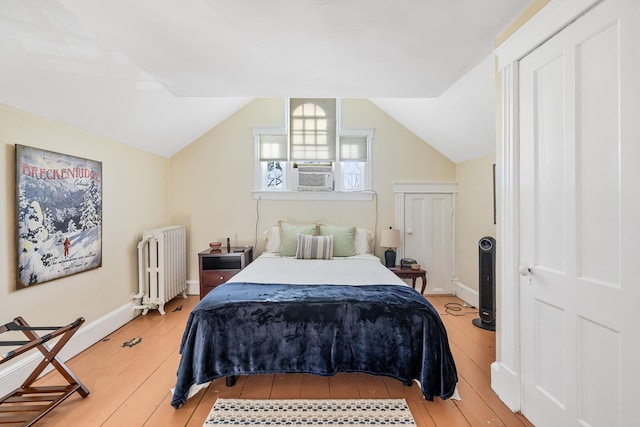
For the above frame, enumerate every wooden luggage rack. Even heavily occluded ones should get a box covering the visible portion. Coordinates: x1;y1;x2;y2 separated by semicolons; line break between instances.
0;317;89;426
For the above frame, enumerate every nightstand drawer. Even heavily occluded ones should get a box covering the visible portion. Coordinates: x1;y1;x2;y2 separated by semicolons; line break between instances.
202;269;238;287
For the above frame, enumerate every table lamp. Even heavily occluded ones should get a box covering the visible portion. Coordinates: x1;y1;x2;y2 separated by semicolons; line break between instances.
380;228;401;268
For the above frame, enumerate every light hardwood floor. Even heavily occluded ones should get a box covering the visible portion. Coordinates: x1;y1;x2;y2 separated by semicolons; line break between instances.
27;294;534;427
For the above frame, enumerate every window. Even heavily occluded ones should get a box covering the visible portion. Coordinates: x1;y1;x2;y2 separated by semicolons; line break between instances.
339;135;368;191
258;134;287;190
254;99;373;198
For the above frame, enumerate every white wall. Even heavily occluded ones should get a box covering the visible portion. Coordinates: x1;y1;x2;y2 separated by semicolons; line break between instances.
0;104;169;369
168;98;458;280
455;153;497;296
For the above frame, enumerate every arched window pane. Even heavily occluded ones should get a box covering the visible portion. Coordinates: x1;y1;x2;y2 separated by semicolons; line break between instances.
290;99;336;161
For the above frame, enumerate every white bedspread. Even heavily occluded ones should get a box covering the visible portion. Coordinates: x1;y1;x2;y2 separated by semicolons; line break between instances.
228;253;407;287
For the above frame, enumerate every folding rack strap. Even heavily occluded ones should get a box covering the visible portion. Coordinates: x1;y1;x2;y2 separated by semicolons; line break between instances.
0;317;82;361
0;316;90;427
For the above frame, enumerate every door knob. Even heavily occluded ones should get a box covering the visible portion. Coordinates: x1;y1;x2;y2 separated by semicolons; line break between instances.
406;229;413;235
519;266;534;276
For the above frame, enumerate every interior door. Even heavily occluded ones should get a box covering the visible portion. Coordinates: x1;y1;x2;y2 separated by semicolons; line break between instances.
519;1;639;425
403;193;453;294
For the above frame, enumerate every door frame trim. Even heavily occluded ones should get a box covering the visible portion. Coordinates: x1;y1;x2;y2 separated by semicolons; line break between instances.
393;182;458;194
492;0;603;412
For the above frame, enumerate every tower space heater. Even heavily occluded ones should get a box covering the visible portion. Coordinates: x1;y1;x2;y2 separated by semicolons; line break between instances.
473;236;496;331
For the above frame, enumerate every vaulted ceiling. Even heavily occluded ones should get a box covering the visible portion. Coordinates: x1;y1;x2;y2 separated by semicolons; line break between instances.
0;0;532;162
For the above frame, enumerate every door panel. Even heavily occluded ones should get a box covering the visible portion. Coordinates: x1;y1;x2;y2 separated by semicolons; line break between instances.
578;317;621;427
519;1;638;426
577;21;620;286
535;54;566;274
534;300;565;407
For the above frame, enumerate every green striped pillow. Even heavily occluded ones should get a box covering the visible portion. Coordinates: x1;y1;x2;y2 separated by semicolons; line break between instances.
295;234;334;260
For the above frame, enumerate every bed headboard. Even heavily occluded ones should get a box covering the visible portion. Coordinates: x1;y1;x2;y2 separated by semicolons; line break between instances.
263;222;374;256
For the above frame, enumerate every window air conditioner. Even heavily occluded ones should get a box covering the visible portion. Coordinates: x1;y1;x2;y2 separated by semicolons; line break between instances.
294;165;333;191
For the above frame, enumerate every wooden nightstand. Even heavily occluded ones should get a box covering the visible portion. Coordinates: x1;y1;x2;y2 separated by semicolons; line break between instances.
389;266;427;294
198;246;253;299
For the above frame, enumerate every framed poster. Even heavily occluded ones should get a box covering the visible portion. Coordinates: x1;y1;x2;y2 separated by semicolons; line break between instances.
16;144;102;289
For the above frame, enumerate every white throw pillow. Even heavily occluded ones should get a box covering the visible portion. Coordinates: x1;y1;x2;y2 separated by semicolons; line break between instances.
263;226;280;252
354;228;374;254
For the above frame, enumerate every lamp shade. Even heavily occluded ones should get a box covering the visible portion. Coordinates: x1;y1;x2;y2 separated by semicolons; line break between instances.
380;228;401;248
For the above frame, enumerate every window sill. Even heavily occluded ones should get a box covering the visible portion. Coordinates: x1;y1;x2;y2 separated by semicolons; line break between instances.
252;190;375;201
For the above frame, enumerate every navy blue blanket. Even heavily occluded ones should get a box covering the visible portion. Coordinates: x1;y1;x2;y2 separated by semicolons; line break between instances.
171;283;457;408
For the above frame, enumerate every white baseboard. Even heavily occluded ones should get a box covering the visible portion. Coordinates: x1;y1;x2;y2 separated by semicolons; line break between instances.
491;361;521;412
454;281;479;308
186;280;199;296
0;301;139;397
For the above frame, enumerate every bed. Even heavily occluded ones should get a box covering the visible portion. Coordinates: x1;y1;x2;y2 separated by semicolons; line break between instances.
171;226;458;408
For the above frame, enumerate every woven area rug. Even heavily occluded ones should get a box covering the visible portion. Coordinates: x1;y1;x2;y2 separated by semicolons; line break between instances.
203;398;417;426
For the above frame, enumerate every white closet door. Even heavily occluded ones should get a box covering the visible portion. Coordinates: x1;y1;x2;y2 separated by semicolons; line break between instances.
403;193;453;294
519;0;640;425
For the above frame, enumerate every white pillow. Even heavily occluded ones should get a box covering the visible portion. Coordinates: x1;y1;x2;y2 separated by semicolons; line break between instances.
263;226;280;252
354;228;375;254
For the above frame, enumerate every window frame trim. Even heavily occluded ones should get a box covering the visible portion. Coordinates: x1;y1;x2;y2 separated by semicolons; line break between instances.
252;190;375;201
